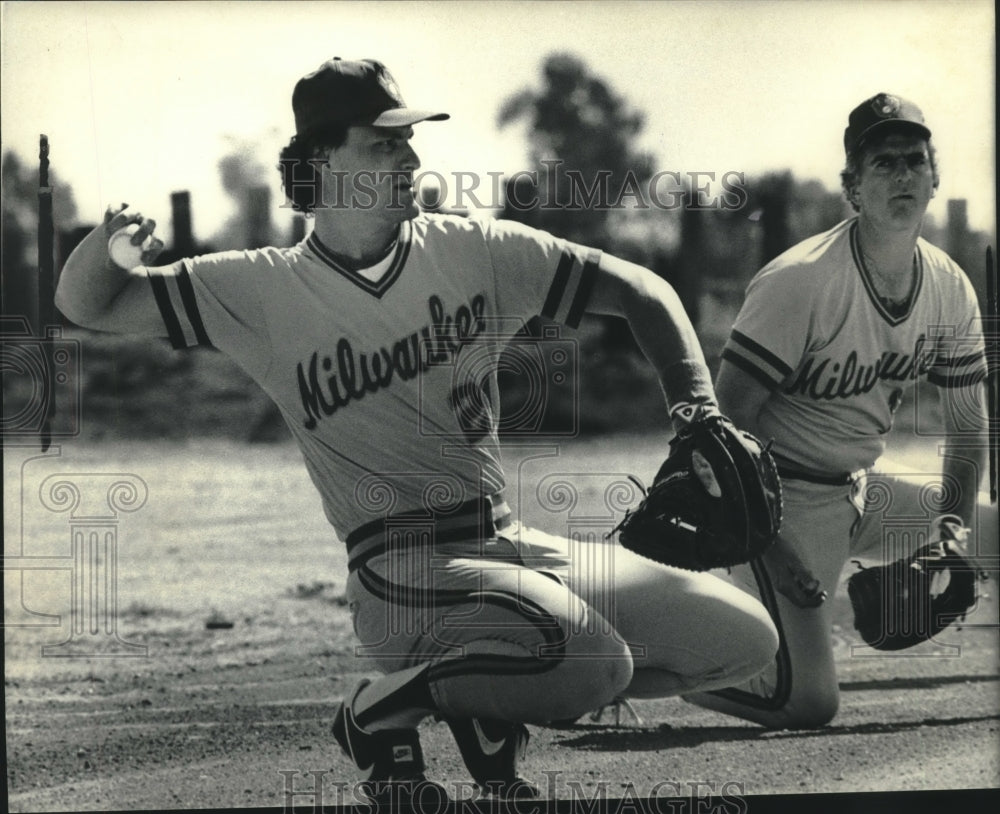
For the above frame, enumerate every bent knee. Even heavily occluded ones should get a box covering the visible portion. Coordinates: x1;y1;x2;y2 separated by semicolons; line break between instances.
732;615;780;682
713;603;780;687
686;684;839;730
776;688;840;729
540;632;633;721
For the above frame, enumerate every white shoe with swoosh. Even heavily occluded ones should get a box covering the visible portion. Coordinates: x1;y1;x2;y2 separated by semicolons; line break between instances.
444;717;540;799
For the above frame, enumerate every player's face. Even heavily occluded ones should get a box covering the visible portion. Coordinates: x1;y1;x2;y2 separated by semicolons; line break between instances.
852;133;935;233
321;125;422;223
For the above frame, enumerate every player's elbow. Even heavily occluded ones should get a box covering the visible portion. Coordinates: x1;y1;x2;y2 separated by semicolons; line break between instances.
53;287;88;327
55;266;140;333
589;254;684;320
53;287;78;322
54;288;108;331
943;390;989;441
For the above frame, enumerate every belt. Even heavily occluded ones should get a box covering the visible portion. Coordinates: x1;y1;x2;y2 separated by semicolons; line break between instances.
776;463;862;486
345;493;512;572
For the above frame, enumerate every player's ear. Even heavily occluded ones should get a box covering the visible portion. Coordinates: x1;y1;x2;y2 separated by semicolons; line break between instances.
310;140;336;166
313;146;332;168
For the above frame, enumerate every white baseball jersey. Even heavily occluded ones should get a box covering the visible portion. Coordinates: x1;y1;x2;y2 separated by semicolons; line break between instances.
145;214;600;539
143;213;783;729
689;217;995;730
722;218;986;474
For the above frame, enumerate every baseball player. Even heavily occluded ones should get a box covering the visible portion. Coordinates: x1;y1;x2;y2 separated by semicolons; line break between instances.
685;93;996;729
55;58;779;801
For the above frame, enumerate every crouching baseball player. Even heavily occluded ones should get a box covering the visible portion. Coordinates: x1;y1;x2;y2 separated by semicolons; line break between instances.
685;93;996;730
55;58;781;801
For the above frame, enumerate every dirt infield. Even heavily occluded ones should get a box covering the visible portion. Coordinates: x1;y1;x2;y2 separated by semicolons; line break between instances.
5;437;999;811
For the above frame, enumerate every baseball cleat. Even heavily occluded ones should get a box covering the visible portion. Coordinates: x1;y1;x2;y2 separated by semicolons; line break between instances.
589;696;643;726
332;679;448;806
548;696;643;728
444;717;540;799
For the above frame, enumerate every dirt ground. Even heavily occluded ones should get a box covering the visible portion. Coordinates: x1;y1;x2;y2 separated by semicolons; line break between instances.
5;437;999;812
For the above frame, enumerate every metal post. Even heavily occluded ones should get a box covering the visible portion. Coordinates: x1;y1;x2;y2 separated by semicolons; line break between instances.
37;135;56;452
986;246;997;504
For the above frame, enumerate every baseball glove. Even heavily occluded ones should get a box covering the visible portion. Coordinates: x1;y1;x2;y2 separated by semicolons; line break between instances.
846;515;978;651
613;406;782;571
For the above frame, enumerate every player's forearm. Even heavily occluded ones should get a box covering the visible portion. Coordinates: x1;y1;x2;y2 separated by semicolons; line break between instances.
560;253;718;431
612;270;718;425
942;437;988;528
55;222;134;328
939;382;989;525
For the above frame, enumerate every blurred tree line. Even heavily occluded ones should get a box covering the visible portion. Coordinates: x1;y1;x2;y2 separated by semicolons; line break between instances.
488;54;849;433
2;52;992;442
486;53;992;436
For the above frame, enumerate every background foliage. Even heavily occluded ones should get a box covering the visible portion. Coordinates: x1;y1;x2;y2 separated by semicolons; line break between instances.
2;53;990;443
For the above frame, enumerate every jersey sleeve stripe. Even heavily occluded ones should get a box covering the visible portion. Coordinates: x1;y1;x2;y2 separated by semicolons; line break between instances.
720;347;783;391
940;350;988;369
928;368;988;388
564;251;600;329
730;329;793;378
541;252;573;321
147;266;213;349
541;248;603;327
148;273;187;349
175;266;211;346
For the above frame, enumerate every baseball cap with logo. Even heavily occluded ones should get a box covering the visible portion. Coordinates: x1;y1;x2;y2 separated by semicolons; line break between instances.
292;58;450;135
843;92;931;155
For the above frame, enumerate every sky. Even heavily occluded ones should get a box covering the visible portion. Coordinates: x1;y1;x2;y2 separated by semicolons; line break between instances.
1;0;996;244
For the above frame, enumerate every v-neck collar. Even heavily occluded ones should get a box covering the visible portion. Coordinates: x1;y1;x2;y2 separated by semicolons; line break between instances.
849;220;922;327
308;220;412;299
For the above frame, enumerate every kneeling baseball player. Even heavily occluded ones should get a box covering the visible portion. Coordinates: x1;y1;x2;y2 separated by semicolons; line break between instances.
56;58;782;801
686;93;996;729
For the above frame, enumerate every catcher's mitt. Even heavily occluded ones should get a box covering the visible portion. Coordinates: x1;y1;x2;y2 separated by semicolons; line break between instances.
846;515;978;651
613;406;782;571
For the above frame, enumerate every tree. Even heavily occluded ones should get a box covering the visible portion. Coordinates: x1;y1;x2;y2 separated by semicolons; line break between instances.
210;136;279;251
497;53;654;249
